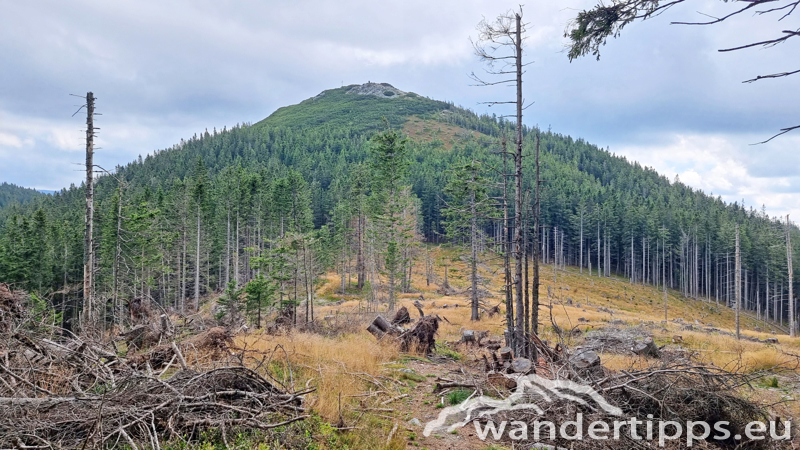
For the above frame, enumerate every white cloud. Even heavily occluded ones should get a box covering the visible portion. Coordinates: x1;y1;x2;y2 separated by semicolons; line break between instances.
613;132;800;219
0;132;23;148
0;0;797;219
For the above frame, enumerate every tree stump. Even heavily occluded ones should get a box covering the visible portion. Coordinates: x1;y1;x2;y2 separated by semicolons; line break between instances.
510;357;533;374
499;347;514;363
569;349;600;369
461;330;476;346
632;337;660;358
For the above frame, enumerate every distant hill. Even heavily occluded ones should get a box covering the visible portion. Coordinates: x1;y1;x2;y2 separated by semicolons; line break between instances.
0;82;796;331
0;182;44;209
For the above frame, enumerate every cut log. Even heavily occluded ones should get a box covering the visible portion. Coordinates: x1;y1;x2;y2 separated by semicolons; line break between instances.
510;357;533;374
367;315;402;339
632;337;660;358
569;350;600;369
433;382;476;393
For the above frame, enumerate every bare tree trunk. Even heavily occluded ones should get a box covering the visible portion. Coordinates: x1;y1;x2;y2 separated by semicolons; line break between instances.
767;266;770;321
303;238;314;323
512;12;526;356
195;205;201;311
726;252;730;308
235;214;240;288
579;209;583;273
663;234;667;320
631;234;634;283
597;222;601;278
181;224;186;314
82;92;95;332
502;137;513;349
470;168;479;321
735;224;741;340
532;135;540;337
226;209;231;287
112;184;123;325
357;212;365;290
695;228;699;299
788;215;794;336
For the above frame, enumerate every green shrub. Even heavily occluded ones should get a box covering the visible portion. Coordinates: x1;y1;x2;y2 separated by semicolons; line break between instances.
447;389;472;405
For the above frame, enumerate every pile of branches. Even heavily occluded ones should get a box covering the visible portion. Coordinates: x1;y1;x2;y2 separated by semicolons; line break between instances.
0;296;311;449
1;366;310;449
478;353;794;449
598;360;780;449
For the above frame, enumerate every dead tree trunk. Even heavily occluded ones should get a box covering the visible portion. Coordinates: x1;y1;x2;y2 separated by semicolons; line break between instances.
735;224;741;340
579;208;583;273
470;166;480;321
787;215;794;336
472;7;529;354
82;92;95;333
195;204;201;311
112;183;123;325
531;135;540;337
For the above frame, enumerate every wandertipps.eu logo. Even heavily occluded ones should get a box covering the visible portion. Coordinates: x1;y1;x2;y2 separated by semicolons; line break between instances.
423;373;623;437
423;373;793;447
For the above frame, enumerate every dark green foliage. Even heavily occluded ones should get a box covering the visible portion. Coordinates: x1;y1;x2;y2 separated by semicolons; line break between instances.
0;83;796;328
244;273;276;329
0;182;44;209
217;281;243;324
565;0;665;61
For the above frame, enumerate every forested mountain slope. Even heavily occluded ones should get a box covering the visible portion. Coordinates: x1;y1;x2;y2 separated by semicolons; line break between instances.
0;182;44;209
0;82;796;331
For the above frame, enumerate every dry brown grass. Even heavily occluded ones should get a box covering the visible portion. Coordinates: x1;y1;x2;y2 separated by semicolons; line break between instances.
401;116;485;150
241;244;800;432
238;330;399;420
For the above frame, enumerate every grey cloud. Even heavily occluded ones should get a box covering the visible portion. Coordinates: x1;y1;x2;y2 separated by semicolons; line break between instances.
0;0;797;216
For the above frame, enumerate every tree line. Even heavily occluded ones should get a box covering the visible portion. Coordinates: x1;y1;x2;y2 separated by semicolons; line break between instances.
0;86;797;334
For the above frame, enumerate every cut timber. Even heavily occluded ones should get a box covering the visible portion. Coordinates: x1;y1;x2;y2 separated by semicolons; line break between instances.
367;315;403;339
632;337;660;358
433;382;476;393
510;357;533;374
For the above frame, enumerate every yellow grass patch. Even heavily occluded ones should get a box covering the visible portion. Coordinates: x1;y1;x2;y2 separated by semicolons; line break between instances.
238;331;399;420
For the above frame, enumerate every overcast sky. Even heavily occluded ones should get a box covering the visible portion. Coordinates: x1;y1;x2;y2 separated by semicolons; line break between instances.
1;0;797;220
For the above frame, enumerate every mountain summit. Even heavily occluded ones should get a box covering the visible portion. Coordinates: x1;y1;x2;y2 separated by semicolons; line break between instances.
345;82;406;98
